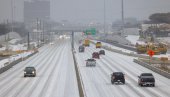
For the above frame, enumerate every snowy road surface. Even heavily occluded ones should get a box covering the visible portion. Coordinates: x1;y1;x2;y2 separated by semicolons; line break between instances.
0;40;79;97
1;37;170;97
75;42;170;97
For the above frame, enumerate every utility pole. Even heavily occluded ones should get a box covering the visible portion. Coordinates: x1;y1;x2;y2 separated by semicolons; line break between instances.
121;0;125;36
42;21;45;43
36;18;39;47
72;31;74;49
27;32;30;50
6;19;9;51
104;0;106;37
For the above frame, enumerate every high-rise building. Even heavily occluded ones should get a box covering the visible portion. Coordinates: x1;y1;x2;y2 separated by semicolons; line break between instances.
24;0;50;29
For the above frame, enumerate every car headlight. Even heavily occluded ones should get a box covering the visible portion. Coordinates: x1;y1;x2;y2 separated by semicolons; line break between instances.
24;72;26;73
32;71;35;74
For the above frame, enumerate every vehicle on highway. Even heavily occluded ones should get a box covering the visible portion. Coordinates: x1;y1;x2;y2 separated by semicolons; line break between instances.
83;39;90;47
79;45;85;52
111;72;125;84
24;67;36;77
99;50;105;55
50;42;54;45
96;42;102;48
86;58;96;67
92;52;100;59
138;73;155;87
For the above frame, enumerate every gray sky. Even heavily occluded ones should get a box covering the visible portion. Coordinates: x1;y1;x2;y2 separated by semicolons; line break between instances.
0;0;170;24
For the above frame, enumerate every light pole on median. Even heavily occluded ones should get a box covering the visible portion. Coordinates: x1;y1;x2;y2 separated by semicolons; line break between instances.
104;0;106;37
121;0;125;36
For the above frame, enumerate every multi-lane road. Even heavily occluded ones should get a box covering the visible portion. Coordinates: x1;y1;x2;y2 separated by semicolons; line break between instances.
0;38;170;97
0;39;79;97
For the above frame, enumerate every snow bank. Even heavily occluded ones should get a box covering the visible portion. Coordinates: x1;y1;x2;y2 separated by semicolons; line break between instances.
0;50;34;68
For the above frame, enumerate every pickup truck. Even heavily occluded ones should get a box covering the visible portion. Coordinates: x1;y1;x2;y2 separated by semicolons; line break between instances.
138;73;155;87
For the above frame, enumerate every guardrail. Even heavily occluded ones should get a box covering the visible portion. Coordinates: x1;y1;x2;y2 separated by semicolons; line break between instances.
72;48;85;97
0;51;38;74
99;40;136;51
133;59;170;79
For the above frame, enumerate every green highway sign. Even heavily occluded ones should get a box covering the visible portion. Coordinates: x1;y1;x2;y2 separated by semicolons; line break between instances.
84;28;96;35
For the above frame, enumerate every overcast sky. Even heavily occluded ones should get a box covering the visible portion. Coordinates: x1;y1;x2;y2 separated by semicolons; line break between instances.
0;0;170;24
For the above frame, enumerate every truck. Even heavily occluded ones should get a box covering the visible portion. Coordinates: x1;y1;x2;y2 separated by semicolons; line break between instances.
136;44;147;54
157;43;167;54
136;43;162;55
83;39;90;47
138;73;155;87
96;42;102;48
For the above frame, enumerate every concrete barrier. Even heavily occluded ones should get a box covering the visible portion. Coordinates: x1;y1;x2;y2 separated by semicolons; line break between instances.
72;48;85;97
134;59;170;79
0;51;38;74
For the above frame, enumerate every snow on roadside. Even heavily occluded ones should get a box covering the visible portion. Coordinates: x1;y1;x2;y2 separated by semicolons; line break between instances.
91;40;136;54
126;35;146;45
0;50;35;68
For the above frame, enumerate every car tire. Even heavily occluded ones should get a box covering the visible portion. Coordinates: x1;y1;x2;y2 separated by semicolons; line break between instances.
140;84;143;87
111;80;114;84
24;75;26;77
122;81;125;84
153;84;155;87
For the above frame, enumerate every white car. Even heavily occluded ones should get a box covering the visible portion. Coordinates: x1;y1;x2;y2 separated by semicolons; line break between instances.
86;58;96;67
50;42;54;45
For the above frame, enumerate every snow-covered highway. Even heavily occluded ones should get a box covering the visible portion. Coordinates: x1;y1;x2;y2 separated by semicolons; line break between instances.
75;42;170;97
1;38;170;97
0;40;79;97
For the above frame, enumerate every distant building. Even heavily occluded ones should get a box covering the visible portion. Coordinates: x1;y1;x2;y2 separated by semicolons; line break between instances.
24;0;50;29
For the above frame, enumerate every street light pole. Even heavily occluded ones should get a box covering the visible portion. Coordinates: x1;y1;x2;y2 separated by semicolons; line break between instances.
104;0;106;37
11;0;14;33
121;0;125;36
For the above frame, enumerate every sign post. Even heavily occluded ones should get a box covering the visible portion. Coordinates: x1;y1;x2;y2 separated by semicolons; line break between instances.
148;50;155;65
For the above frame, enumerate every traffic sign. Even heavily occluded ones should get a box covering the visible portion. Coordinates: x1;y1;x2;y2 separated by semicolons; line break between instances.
148;50;154;57
84;28;96;35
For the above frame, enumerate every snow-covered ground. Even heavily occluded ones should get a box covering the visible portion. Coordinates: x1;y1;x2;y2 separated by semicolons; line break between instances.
0;50;35;68
92;40;136;54
126;35;145;45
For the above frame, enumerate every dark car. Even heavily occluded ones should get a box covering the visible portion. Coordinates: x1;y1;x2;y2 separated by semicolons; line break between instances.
24;67;36;77
92;52;100;59
99;50;105;55
111;72;125;84
138;73;155;87
79;45;85;52
86;58;96;67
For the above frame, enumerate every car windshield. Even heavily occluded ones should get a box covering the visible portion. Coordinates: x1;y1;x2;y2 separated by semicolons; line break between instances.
141;73;153;76
113;72;123;76
25;67;34;71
